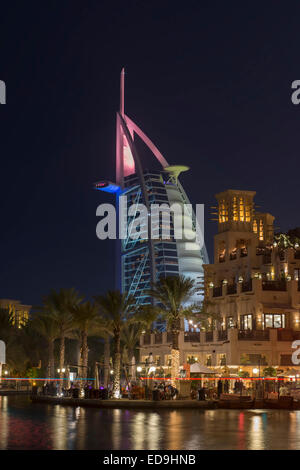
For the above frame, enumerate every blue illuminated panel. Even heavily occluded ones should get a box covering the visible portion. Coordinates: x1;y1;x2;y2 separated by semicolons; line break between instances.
94;181;120;193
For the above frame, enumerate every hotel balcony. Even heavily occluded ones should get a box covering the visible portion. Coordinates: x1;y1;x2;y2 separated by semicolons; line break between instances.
208;277;300;300
238;329;270;341
140;325;300;349
262;280;287;291
184;331;200;342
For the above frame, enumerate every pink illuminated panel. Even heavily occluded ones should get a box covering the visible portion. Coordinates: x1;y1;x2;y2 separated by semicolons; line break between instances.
123;134;135;176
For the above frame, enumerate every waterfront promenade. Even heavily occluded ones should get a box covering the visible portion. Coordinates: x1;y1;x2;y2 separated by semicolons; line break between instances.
30;394;300;410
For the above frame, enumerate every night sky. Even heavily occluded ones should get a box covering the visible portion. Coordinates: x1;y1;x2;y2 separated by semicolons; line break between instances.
1;2;300;306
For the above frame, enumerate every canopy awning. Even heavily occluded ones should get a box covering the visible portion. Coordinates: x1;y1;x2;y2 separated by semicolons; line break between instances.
280;368;300;377
190;363;215;374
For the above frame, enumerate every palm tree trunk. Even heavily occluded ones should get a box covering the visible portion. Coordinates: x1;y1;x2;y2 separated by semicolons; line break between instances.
81;329;88;389
171;329;180;387
76;337;82;379
112;330;121;398
103;336;110;388
59;334;65;392
48;339;55;381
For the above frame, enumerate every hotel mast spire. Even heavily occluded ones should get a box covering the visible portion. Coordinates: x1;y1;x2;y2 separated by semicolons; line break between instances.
120;67;125;118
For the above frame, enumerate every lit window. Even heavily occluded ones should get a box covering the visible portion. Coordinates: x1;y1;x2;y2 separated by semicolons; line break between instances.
239;197;244;222
259;220;264;241
245;202;251;222
226;316;234;328
219;200;228;223
240;314;253;330
253;219;258;233
206;355;212;366
232;197;238;221
264;313;285;328
219;354;226;366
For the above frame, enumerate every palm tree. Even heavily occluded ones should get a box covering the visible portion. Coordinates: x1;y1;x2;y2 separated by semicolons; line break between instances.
30;312;60;380
71;301;99;389
95;291;134;398
147;275;199;383
121;323;141;363
42;288;82;387
0;309;34;378
121;323;144;380
0;308;12;343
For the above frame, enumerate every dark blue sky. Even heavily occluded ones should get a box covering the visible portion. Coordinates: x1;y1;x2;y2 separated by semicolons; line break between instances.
0;1;300;305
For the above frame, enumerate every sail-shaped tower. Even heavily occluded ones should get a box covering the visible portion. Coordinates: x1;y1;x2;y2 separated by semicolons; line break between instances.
95;70;209;326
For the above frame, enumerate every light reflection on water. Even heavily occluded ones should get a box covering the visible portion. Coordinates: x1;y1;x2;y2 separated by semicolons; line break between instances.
1;396;300;450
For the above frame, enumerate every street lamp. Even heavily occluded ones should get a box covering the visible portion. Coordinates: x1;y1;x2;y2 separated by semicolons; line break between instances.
137;366;142;373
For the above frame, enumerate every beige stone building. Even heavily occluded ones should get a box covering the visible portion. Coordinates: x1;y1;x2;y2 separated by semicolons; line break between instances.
0;299;31;328
139;189;300;377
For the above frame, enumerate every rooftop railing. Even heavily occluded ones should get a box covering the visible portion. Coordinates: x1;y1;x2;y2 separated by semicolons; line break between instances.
154;332;162;344
295;251;300;260
143;334;151;345
184;332;200;342
241;279;252;292
218;330;228;341
227;284;237;295
277;329;300;341
167;332;173;343
262;280;287;291
205;331;214;342
238;329;270;341
213;286;222;297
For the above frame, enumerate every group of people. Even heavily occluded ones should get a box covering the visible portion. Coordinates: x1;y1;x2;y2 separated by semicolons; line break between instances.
217;379;231;397
36;381;95;397
152;382;179;400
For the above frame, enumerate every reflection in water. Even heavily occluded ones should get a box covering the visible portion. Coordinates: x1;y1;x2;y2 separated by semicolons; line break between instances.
0;397;8;449
250;415;264;450
2;397;300;450
112;409;122;449
147;413;161;449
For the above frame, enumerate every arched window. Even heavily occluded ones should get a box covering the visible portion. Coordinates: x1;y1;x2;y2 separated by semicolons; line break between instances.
239;197;244;222
253;219;258;233
233;197;238;221
259;220;264;241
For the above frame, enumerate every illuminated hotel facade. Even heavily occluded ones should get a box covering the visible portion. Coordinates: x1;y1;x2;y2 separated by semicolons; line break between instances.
140;189;300;375
95;70;208;320
0;299;31;329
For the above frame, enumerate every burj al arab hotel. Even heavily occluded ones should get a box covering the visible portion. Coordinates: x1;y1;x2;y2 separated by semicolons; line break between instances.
95;69;208;322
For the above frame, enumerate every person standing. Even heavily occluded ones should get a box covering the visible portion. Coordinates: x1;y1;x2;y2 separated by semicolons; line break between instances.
217;379;223;398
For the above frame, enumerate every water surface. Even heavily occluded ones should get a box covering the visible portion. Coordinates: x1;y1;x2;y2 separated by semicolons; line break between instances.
1;396;300;450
